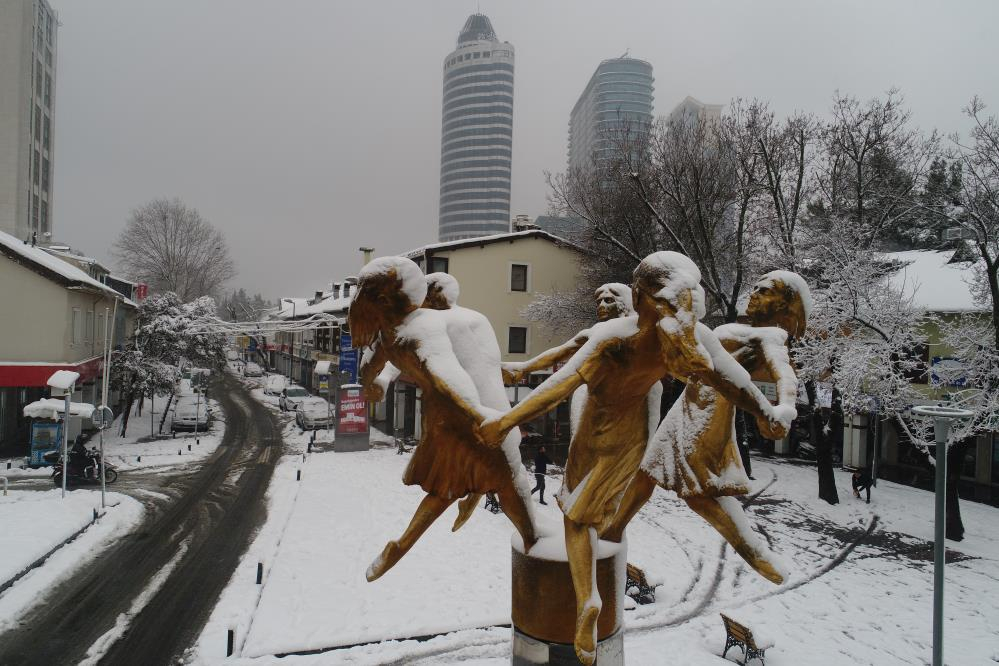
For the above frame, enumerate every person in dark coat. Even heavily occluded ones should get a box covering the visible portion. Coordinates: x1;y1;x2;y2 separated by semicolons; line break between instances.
531;446;553;504
852;469;874;503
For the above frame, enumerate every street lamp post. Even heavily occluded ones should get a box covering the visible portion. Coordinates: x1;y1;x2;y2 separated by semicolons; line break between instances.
47;370;80;499
911;404;974;666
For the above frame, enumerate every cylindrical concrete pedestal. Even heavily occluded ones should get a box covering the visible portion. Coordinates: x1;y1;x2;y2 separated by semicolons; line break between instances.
510;531;626;665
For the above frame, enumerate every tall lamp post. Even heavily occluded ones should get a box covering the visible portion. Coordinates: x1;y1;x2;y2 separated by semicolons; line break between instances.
910;404;974;666
358;246;374;268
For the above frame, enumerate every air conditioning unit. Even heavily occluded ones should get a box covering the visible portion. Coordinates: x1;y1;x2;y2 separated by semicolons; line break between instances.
942;227;965;241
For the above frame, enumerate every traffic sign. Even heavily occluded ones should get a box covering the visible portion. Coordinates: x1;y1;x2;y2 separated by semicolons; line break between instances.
92;405;114;430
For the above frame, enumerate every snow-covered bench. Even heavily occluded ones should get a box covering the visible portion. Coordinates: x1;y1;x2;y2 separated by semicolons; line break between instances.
720;613;774;665
625;563;660;605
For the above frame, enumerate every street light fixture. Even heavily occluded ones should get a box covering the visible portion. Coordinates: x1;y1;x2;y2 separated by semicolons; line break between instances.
358;246;375;267
47;370;80;499
910;404;974;666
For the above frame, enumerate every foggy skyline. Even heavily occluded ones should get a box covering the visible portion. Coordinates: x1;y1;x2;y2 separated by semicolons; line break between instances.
47;0;999;301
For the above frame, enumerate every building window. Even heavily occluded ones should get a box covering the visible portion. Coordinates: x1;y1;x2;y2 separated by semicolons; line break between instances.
483;51;491;57
40;200;48;230
44;74;51;108
430;256;449;274
33;149;40;183
45;48;52;67
473;52;481;59
508;326;527;354
86;311;94;342
35;106;41;143
97;313;105;342
36;65;43;97
42;157;49;192
510;263;528;292
71;308;81;344
43;116;50;149
32;195;39;225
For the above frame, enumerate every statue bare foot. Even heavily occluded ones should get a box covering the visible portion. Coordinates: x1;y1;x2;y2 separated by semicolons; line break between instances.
574;602;600;665
365;541;403;582
451;493;481;532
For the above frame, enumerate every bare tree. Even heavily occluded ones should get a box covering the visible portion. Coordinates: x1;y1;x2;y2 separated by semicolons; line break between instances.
113;198;236;300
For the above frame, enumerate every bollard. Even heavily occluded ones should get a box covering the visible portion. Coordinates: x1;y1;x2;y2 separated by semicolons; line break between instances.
302;453;306;463
137;456;141;463
179;449;182;456
173;431;176;439
197;438;200;445
296;469;301;481
188;444;192;451
307;441;312;453
93;508;98;522
227;629;234;657
6;460;10;469
256;562;263;584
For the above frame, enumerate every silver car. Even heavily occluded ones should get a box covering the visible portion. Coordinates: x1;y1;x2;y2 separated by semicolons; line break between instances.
296;397;333;430
279;386;310;412
171;396;210;432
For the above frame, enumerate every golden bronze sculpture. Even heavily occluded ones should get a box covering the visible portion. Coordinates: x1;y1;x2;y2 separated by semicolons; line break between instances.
351;258;537;582
601;271;810;585
482;252;789;665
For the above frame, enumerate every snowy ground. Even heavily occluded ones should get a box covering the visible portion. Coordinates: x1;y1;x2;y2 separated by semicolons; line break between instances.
190;383;999;666
0;489;144;633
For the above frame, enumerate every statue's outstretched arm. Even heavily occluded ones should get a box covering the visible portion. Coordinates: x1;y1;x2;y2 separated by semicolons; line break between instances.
486;360;586;445
359;343;390;401
758;334;798;423
692;328;786;437
501;329;590;384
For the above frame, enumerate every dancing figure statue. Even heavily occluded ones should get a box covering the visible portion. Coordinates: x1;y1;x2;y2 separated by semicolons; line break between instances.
351;258;537;582
602;271;810;585
482;252;789;665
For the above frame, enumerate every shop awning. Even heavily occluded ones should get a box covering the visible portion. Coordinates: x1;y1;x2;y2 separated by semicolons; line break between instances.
23;399;96;420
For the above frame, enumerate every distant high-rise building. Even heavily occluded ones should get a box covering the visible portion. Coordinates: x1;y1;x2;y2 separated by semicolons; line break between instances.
568;57;653;174
0;0;57;240
668;96;723;126
438;14;514;242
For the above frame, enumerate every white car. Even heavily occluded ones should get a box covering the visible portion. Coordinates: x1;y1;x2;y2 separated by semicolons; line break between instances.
244;362;263;377
279;386;310;412
295;397;333;430
263;375;287;396
171;396;210;432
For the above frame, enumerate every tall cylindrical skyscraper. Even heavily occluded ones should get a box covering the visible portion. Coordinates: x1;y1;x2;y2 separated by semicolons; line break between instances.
438;14;514;242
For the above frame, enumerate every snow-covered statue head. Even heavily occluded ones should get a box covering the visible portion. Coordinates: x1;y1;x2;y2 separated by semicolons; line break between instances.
632;251;712;377
350;256;428;349
745;270;811;339
423;272;460;311
594;283;634;321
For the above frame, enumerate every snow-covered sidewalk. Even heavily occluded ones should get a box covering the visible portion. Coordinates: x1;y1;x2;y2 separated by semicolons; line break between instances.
0;489;144;633
190;441;999;666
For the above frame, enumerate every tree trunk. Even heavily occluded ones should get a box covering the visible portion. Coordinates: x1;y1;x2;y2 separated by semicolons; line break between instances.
159;393;175;434
120;395;134;437
945;439;970;542
807;381;840;504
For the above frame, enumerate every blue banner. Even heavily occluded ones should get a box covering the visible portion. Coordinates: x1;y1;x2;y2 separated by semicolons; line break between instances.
339;332;358;384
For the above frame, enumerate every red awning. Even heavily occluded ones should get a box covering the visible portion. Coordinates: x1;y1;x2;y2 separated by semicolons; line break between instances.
0;356;104;388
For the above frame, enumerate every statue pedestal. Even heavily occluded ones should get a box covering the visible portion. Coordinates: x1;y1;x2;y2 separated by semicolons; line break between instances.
510;530;626;665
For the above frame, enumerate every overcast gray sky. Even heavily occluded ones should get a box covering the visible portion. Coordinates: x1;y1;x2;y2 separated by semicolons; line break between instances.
48;0;999;301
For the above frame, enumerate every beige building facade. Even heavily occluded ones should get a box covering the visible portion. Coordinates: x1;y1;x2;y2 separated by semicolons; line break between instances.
0;232;134;456
407;230;582;363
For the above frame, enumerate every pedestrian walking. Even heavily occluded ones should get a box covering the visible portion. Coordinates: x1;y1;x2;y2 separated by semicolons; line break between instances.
532;445;553;504
852;468;874;503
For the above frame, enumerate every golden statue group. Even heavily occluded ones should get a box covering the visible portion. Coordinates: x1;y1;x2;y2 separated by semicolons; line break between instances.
350;251;810;665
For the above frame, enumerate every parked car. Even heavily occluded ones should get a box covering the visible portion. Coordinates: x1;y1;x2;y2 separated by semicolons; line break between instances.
244;362;263;377
171;396;210;433
263;374;287;396
296;397;333;430
279;386;310;412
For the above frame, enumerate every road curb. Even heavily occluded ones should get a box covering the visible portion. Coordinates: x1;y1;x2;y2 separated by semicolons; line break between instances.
0;502;119;597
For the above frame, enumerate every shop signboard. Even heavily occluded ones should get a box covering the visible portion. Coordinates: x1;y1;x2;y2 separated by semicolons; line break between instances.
337;386;368;435
339;332;358;384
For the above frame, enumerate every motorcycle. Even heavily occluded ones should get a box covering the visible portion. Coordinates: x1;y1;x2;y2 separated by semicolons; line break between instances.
44;448;119;486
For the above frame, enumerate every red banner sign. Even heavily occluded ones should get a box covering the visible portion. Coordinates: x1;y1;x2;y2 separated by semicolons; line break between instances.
337;388;368;435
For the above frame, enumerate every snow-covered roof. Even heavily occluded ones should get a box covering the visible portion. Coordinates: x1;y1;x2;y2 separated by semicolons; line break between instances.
23;399;95;420
0;229;132;304
274;294;351;320
885;249;987;313
403;229;583;259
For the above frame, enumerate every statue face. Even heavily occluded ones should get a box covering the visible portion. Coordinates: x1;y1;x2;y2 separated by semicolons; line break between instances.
746;279;790;325
633;273;712;377
595;294;620;321
422;283;450;311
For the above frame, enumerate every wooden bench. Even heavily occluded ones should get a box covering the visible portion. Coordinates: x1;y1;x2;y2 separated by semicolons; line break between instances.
625;563;658;605
720;613;773;665
484;492;502;514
